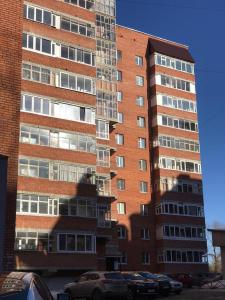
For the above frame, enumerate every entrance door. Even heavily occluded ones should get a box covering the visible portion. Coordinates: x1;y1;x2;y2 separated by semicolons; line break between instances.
106;257;119;271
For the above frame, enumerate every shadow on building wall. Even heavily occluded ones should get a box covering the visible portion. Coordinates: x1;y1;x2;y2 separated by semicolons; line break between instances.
116;174;207;274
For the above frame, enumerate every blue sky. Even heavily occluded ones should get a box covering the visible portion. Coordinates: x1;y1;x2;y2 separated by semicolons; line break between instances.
116;0;225;227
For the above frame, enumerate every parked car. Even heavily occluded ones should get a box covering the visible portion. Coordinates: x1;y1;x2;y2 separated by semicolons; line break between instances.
171;273;193;288
0;272;68;300
138;272;171;296
121;272;158;299
64;271;128;300
156;275;183;295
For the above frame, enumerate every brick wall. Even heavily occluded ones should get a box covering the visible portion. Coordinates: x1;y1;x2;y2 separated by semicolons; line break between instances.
0;1;22;270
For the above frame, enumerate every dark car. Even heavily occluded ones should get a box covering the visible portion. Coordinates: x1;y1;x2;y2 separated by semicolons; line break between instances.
64;271;128;300
0;272;68;300
138;272;171;296
156;275;183;295
121;272;158;299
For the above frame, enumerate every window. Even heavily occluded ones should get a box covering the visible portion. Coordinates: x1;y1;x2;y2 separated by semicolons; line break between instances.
117;50;122;61
21;94;95;124
117;226;127;239
96;176;111;196
117;112;124;123
23;33;55;55
96;120;109;139
19;157;95;183
115;134;124;145
23;4;55;26
140;204;149;216
97;39;117;67
136;75;144;86
116;156;125;168
136;96;144;106
158;249;207;264
160;95;197;113
117;91;123;102
15;231;49;251
155;54;194;74
96;14;115;41
141;228;150;240
156;135;200;153
95;0;116;16
17;193;97;218
160;225;205;240
142;252;150;265
61;17;95;38
58;233;96;253
138;137;146;149
139;159;147;171
117;202;126;215
158;177;203;195
159;115;198;132
116;70;122;81
160;74;193;92
59;72;95;95
118;252;127;264
64;0;95;10
96;91;117;120
97;147;110;167
140;181;148;193
22;63;51;84
137;116;146;128
159;157;201;174
117;179;125;190
156;202;204;217
135;56;143;66
19;158;49;179
61;44;95;66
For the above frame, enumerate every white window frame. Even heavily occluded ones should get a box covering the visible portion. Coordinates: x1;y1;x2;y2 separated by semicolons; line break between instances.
117;202;126;215
136;75;144;86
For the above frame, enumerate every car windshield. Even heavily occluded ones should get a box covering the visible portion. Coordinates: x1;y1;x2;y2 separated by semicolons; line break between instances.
122;273;144;280
104;273;124;280
139;272;158;279
0;276;25;295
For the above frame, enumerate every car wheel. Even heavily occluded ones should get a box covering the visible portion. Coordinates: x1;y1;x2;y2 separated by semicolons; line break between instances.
92;289;103;300
126;289;135;300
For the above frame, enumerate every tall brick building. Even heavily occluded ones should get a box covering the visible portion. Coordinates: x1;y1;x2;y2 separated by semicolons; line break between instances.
114;26;207;273
0;2;22;271
2;0;207;273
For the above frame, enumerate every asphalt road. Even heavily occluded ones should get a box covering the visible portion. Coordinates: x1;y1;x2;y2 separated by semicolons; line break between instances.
163;288;225;300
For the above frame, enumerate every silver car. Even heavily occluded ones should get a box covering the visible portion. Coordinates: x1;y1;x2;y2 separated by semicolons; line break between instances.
64;271;129;300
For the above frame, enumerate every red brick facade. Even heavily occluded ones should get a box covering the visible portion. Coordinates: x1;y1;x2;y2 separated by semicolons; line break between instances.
114;26;207;273
0;1;22;271
2;0;207;274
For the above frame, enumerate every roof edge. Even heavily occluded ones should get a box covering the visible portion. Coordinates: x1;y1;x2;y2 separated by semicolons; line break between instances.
116;24;189;50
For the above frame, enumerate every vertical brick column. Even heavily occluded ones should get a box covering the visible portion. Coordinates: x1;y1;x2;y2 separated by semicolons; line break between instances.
0;1;22;271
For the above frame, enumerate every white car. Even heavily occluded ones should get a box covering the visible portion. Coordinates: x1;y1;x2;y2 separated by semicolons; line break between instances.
65;271;129;300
